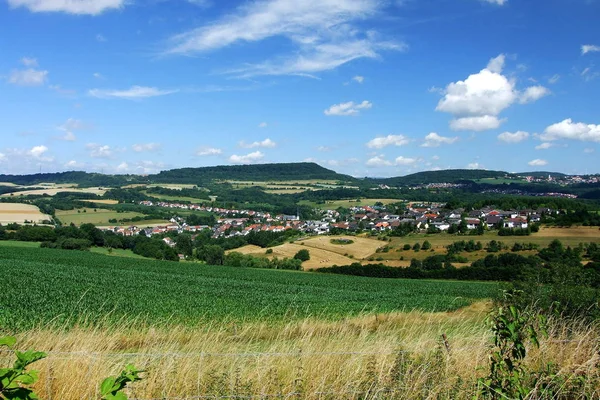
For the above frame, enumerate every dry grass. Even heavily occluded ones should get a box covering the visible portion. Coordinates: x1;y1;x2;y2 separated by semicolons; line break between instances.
300;235;385;259
536;226;600;238
7;303;599;399
81;199;119;205
1;187;107;197
0;203;51;224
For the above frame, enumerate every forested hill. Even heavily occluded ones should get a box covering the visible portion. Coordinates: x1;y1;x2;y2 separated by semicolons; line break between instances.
369;169;510;186
0;171;137;187
151;162;355;183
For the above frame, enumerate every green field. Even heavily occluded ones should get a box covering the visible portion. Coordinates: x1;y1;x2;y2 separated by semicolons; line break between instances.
0;240;40;248
300;198;404;209
142;191;210;203
0;245;498;329
55;208;148;225
89;247;147;259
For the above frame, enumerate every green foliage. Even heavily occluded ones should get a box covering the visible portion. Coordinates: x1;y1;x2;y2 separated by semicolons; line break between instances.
330;238;354;245
421;240;431;250
0;336;46;400
293;249;310;262
224;252;302;270
100;364;143;400
478;296;547;399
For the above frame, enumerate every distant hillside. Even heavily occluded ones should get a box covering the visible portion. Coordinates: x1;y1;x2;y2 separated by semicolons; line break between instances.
151;162;355;183
370;169;510;186
0;171;138;187
515;171;567;178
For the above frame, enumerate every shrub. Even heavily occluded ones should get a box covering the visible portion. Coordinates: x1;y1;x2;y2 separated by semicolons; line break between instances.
294;249;310;262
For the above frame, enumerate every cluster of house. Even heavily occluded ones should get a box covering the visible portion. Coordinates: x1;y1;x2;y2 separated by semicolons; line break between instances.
523;174;599;185
99;200;555;240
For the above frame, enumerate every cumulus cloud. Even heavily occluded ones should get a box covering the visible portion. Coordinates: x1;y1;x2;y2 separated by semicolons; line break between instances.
86;143;113;158
89;86;178;99
421;132;458;147
519;85;551;104
239;138;277;148
132;143;161;152
467;162;483;169
449;116;504;132
196;147;222;156
365;155;417;167
7;0;125;15
165;0;404;78
324;100;372;116
528;159;548;167
29;145;48;158
540;119;600;142
535;142;555;150
366;134;410;149
352;75;365;84
481;0;507;5
582;44;600;55
497;131;529;143
436;54;548;131
8;68;48;86
229;151;265;164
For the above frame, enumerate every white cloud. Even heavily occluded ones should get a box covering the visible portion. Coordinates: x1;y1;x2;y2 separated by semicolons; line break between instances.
584;148;595;154
450;116;504;131
29;145;48;158
528;159;548;167
582;44;600;55
365;155;417;167
421;132;458;147
352;75;364;84
165;0;404;77
481;0;507;5
58;131;77;141
196;147;222;156
113;160;166;175
535;142;555;150
324;100;372;116
96;34;107;42
132;143;161;152
8;68;48;86
55;118;88;141
436;54;547;131
0;153;6;162
86;143;113;159
394;156;417;166
7;0;125;15
519;85;550;104
317;146;332;152
366;155;392;167
258;122;268;128
548;74;560;84
20;57;38;67
239;138;277;148
497;131;529;143
89;86;178;99
65;160;83;168
540;119;600;142
432;155;440;161
229;151;264;164
93;72;104;79
366;134;410;149
467;162;483;169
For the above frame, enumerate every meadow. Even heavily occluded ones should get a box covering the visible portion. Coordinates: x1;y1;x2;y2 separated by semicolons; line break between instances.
55;207;168;226
299;198;404;209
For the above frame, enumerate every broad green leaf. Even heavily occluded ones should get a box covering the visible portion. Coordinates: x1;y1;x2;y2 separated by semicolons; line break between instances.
100;377;117;395
0;336;16;347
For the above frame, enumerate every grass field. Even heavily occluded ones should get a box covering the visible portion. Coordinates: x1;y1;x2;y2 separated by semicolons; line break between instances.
0;240;40;248
1;187;107;197
142;191;209;203
89;247;147;259
0;245;498;329
0;203;51;224
300;198;404;209
81;199;119;205
55;208;148;226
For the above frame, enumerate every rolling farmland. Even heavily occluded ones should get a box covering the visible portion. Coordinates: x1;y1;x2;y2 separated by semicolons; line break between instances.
0;203;51;224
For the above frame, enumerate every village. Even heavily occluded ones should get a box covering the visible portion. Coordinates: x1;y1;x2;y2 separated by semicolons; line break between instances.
97;199;553;247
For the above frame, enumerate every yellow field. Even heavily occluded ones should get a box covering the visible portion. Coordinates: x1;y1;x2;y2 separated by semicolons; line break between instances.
231;242;356;269
301;198;404;209
2;187;107;197
299;235;385;259
0;203;51;224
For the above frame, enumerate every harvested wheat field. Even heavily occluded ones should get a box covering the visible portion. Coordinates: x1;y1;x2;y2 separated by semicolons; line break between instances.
231;242;356;269
299;235;385;259
1;187;107;197
81;199;119;205
0;203;51;224
536;226;600;238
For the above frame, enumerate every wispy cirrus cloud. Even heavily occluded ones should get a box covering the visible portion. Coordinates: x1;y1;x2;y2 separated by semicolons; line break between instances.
89;86;178;99
164;0;405;78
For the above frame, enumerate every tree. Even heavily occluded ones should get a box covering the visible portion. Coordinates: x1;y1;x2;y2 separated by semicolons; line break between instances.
422;240;431;250
412;242;421;252
294;249;310;262
198;245;224;265
175;233;193;258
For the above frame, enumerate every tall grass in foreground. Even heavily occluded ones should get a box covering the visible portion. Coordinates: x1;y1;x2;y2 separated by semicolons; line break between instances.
3;303;599;399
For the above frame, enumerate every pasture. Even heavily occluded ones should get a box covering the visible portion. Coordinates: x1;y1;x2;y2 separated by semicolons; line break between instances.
300;198;404;209
1;186;107;197
55;208;149;226
0;203;51;224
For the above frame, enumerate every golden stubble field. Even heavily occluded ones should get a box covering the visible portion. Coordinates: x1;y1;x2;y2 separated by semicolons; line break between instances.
0;203;51;224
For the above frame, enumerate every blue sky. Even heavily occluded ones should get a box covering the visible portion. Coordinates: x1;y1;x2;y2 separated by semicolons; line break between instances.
0;0;599;177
